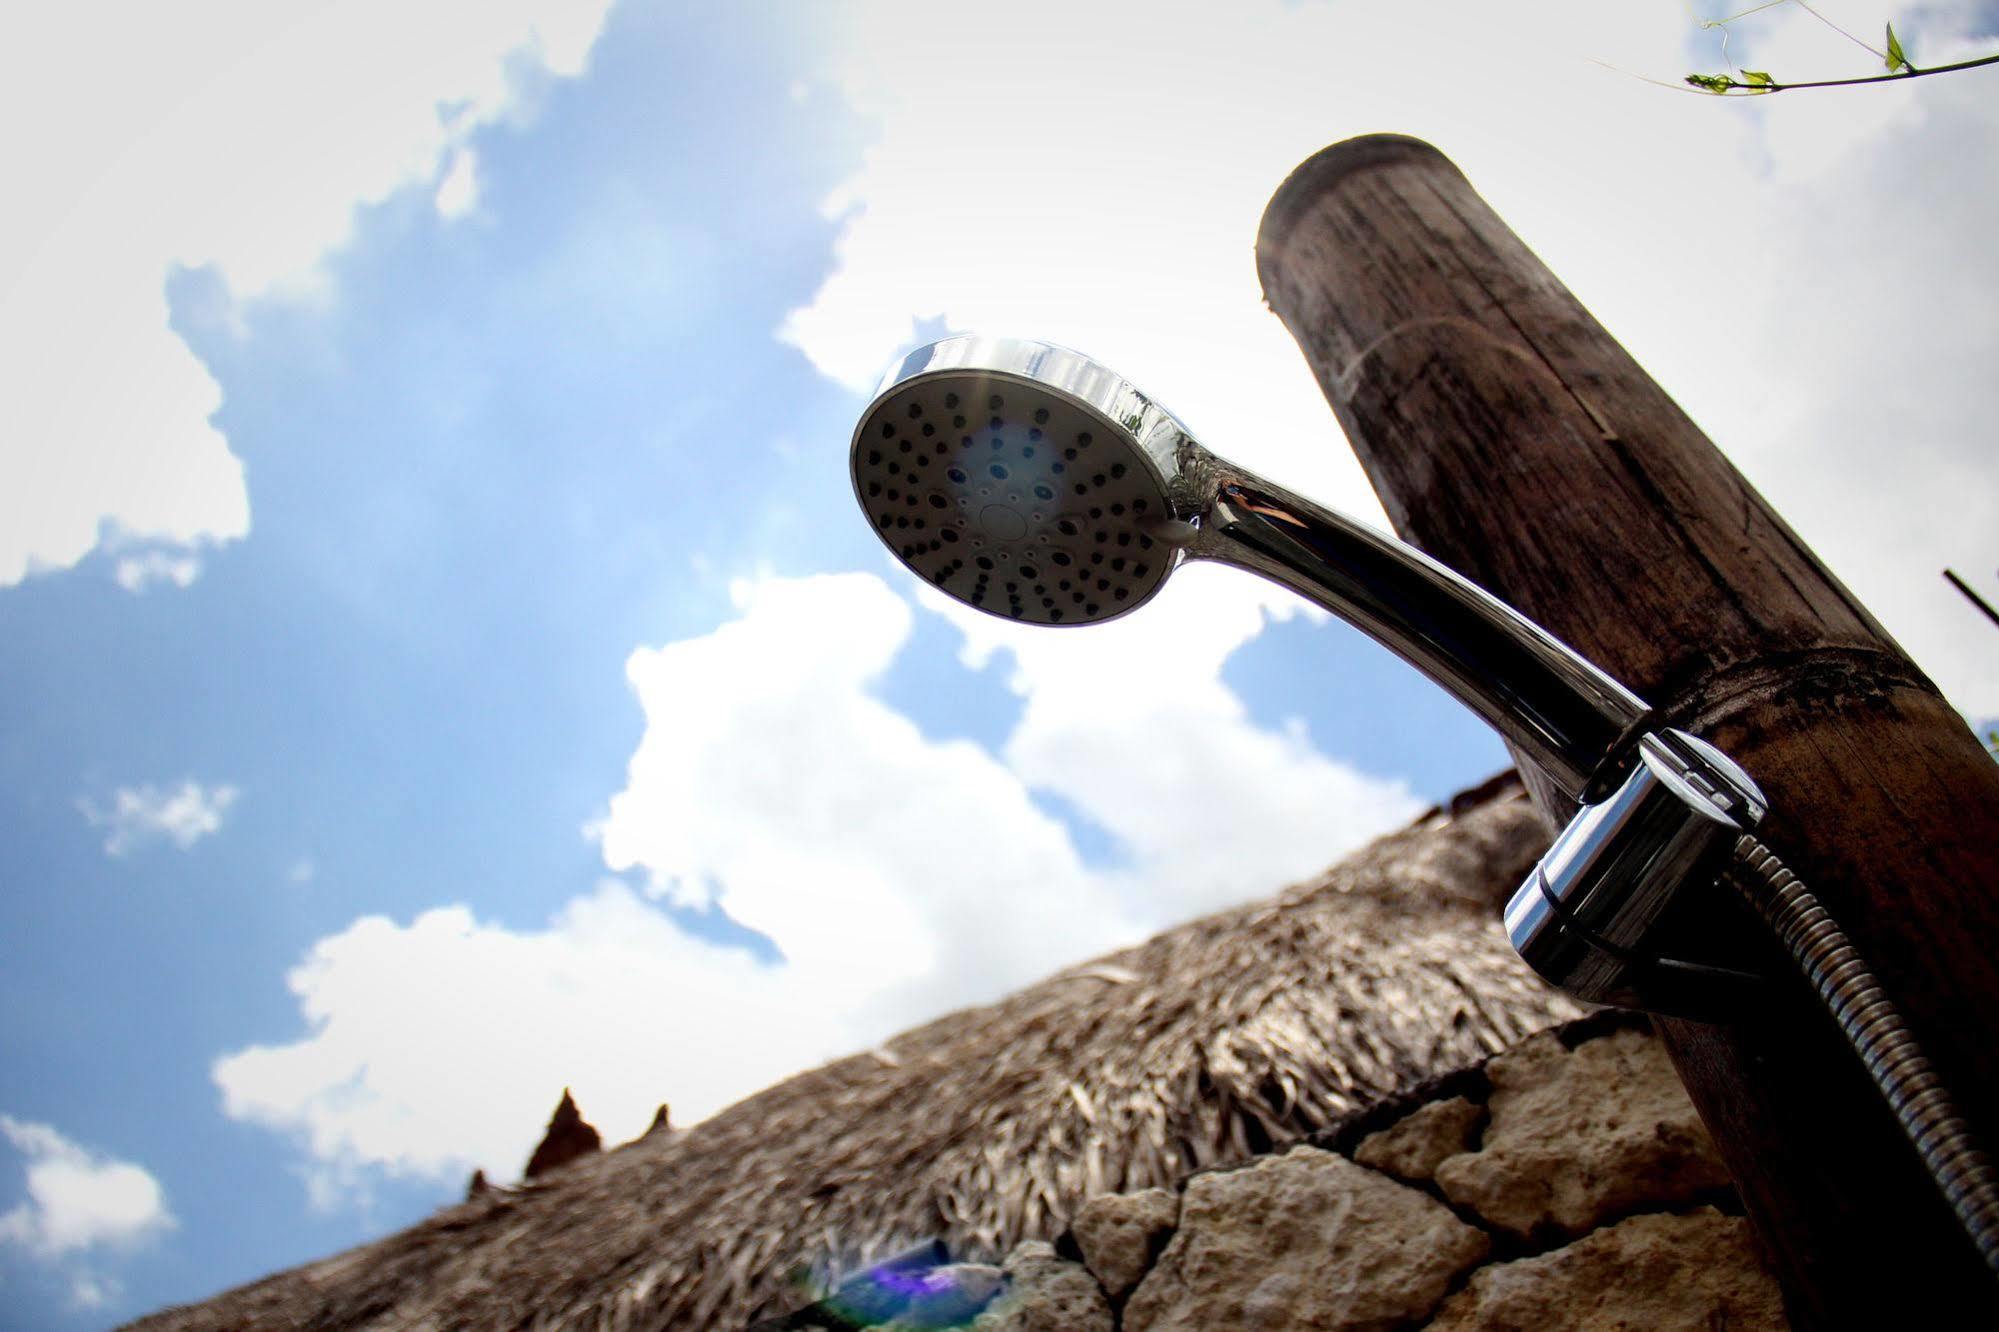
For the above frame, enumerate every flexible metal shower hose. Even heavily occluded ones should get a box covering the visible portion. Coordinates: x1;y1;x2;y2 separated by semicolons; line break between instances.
1727;835;1999;1277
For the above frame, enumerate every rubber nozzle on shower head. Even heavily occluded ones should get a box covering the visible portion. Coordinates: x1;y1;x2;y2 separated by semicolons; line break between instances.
850;336;1194;625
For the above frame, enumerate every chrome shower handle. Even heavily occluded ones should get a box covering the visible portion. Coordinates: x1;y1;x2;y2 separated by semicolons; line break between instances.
1180;465;1650;803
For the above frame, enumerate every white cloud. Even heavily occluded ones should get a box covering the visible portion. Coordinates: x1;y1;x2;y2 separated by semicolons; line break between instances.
214;882;847;1185
595;572;1142;1017
220;570;1419;1187
68;1271;118;1310
82;780;240;857
784;0;1999;714
0;1115;174;1307
915;565;1420;922
113;551;203;593
0;0;617;588
434;148;482;220
782;2;1700;511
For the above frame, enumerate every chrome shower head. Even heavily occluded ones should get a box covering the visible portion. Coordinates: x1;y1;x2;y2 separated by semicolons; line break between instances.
853;336;1649;802
850;337;1787;1021
850;337;1189;626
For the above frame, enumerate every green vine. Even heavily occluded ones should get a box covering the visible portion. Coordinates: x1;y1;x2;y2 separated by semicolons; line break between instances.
1685;5;1999;95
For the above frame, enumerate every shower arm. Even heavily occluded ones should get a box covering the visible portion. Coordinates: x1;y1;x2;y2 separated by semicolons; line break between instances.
1173;460;1650;805
1158;454;1774;1015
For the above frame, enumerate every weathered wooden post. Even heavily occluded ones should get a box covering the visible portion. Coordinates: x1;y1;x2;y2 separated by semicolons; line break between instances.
1255;134;1999;1326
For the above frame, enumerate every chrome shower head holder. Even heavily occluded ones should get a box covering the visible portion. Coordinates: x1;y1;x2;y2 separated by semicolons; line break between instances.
851;335;1769;1014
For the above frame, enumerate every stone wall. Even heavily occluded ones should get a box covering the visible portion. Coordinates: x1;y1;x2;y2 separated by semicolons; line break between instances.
798;1014;1791;1330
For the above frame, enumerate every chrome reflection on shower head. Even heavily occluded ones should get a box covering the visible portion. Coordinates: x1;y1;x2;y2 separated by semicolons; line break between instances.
851;336;1649;801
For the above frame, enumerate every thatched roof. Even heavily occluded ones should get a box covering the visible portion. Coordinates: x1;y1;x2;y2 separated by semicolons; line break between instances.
129;775;1581;1331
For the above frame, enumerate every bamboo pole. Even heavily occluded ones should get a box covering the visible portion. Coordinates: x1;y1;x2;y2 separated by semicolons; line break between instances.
1256;133;1999;1326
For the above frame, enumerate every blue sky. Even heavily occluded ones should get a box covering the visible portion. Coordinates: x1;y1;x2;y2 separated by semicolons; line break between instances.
3;2;1996;1324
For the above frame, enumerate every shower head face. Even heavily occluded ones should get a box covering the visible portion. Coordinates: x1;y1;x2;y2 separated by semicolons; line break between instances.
850;337;1190;626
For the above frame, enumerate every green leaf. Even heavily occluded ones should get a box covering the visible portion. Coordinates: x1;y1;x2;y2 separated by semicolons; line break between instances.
1742;69;1774;87
1685;72;1735;93
1886;22;1909;72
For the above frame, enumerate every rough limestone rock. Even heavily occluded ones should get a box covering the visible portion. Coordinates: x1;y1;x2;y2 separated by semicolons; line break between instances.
522;1088;603;1180
1433;1028;1730;1238
1354;1096;1484;1184
970;1241;1112;1332
1122;1146;1488;1331
1427;1207;1788;1330
1072;1187;1179;1299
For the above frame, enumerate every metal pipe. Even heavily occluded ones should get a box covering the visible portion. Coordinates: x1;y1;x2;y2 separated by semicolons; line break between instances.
1188;467;1646;801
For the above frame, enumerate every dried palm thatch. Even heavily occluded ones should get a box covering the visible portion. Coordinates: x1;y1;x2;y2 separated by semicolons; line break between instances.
129;775;1580;1331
